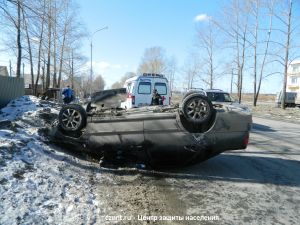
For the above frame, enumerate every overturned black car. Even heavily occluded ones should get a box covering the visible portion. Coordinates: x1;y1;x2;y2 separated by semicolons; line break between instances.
51;88;252;166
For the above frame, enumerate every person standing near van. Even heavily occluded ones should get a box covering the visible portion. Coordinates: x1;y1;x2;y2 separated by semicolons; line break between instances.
62;85;74;104
151;89;162;105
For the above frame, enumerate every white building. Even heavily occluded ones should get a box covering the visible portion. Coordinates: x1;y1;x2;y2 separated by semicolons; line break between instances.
0;66;9;76
287;60;300;92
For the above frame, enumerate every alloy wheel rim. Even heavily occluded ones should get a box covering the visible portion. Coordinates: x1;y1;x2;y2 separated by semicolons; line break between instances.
61;108;82;130
186;99;210;122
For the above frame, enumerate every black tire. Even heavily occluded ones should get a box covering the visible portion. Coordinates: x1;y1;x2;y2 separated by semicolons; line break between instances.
182;90;205;100
59;104;87;132
181;93;213;125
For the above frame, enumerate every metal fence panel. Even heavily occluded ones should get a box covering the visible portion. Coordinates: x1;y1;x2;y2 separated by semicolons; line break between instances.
0;76;24;108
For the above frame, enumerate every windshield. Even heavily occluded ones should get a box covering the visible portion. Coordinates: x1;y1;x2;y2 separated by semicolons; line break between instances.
206;92;233;102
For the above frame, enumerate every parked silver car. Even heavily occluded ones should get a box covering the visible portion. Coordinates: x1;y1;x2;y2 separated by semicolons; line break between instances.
52;88;252;166
185;89;250;112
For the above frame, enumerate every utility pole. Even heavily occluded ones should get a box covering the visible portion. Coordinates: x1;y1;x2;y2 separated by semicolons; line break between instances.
230;68;233;94
89;26;108;98
22;63;25;77
281;0;293;109
42;63;45;92
9;60;12;77
71;49;74;89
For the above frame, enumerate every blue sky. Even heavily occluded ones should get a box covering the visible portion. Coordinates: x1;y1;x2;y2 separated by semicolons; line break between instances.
77;0;293;93
77;0;226;90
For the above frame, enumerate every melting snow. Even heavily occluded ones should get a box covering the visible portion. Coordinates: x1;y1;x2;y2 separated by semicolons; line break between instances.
0;96;106;224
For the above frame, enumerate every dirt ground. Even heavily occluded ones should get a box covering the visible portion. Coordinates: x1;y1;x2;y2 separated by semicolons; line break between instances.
241;94;300;123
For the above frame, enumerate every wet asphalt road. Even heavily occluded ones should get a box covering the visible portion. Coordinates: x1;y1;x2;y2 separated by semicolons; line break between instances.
159;117;300;224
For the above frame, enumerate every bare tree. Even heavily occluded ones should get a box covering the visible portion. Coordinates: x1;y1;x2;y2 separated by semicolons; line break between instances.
45;0;52;89
77;74;105;97
34;0;46;95
16;0;22;77
251;0;260;106
111;81;122;89
195;20;220;89
137;46;168;74
92;74;105;92
22;4;34;93
0;0;23;77
250;0;275;106
214;0;251;103
273;0;296;109
182;53;202;90
111;72;136;89
52;0;57;88
236;4;249;103
56;0;84;88
138;46;177;94
1;0;86;94
167;56;177;94
57;11;68;88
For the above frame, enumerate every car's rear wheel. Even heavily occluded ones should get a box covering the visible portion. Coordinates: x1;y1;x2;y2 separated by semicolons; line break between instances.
182;93;213;125
59;104;87;132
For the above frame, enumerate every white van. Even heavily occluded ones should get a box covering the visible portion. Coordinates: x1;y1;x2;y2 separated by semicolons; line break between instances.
296;93;300;107
121;73;171;109
275;91;297;107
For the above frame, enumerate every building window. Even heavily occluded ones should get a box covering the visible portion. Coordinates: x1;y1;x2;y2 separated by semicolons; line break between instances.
292;65;299;73
291;76;298;84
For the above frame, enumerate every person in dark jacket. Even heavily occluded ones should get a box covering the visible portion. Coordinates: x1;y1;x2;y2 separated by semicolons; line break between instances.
62;85;74;104
151;89;162;105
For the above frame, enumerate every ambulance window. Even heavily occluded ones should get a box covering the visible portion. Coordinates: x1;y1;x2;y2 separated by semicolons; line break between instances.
138;82;151;94
155;83;167;95
130;83;134;93
126;83;132;93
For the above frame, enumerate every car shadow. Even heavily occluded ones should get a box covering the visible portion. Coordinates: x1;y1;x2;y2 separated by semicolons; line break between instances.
167;154;300;187
252;123;275;132
44;145;300;188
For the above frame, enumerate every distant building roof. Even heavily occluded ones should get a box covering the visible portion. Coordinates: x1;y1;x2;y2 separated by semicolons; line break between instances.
290;60;300;65
0;66;9;76
23;73;43;85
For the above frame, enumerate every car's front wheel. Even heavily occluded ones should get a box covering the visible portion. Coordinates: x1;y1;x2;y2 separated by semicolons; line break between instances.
58;104;87;132
181;93;213;125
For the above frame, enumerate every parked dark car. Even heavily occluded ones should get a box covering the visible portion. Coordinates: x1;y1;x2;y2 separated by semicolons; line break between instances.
52;88;252;166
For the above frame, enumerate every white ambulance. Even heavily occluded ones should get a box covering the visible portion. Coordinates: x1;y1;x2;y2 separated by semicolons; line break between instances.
121;73;171;109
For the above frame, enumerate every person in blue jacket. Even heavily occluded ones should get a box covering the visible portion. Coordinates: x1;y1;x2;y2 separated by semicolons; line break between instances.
62;85;74;104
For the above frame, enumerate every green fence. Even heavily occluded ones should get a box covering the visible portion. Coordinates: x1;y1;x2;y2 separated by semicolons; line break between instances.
0;76;24;108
